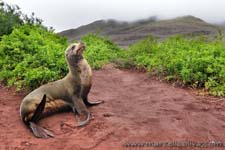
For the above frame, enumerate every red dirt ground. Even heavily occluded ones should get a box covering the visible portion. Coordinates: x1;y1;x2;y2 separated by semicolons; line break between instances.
1;66;225;150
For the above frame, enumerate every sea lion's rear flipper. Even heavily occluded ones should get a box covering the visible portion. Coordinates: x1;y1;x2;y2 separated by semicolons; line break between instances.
29;122;54;138
82;86;104;107
84;99;104;107
29;94;54;138
31;94;46;122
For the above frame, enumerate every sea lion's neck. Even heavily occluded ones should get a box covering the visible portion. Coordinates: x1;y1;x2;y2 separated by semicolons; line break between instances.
68;64;81;76
66;56;83;77
64;64;81;84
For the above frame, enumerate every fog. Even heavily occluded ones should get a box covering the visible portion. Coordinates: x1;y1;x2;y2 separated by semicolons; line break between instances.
5;0;225;32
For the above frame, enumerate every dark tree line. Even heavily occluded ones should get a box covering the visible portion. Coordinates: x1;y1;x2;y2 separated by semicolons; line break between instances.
0;0;43;37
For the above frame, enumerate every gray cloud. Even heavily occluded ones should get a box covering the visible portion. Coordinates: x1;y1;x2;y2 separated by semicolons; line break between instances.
5;0;225;31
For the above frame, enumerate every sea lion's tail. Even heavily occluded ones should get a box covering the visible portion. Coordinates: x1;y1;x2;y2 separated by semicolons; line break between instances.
28;94;54;138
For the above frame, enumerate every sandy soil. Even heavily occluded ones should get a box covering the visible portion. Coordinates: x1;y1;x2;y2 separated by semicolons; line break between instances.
0;66;225;150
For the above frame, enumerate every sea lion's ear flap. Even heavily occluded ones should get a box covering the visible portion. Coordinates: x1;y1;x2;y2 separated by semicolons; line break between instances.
31;94;46;122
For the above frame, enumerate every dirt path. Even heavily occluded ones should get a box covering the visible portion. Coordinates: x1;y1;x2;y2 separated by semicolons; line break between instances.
1;66;225;150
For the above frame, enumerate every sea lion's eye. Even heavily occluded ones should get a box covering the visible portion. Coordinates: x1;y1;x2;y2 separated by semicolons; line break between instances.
71;45;76;50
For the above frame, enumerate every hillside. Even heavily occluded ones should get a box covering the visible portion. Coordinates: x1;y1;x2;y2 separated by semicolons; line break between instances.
59;16;224;47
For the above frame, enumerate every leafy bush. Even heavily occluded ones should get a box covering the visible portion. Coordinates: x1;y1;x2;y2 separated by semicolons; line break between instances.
0;24;68;90
123;35;225;96
0;29;123;90
82;34;122;69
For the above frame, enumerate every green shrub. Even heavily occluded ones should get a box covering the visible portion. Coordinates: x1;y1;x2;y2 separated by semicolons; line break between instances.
123;35;225;96
81;34;122;69
0;1;43;37
0;24;68;90
0;30;123;90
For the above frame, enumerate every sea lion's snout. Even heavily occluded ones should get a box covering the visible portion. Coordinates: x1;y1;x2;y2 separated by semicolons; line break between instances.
71;42;85;55
66;42;86;57
78;42;85;49
77;42;85;51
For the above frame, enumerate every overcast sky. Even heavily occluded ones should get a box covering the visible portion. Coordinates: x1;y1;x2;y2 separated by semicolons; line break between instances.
5;0;225;32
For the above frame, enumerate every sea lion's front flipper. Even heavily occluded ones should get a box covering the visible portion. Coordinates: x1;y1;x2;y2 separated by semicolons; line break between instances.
72;96;91;127
76;112;91;127
29;94;54;138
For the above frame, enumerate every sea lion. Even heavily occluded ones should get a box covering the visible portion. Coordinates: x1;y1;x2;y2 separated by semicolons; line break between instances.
20;42;103;138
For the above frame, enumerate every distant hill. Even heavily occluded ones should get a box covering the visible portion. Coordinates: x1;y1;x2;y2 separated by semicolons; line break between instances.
59;16;224;47
218;21;225;27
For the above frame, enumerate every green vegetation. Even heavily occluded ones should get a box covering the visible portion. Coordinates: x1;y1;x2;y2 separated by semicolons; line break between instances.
82;34;122;69
0;1;224;96
0;26;224;96
0;2;122;91
82;33;225;96
120;35;225;96
0;1;42;37
0;24;68;90
0;25;122;90
0;1;22;36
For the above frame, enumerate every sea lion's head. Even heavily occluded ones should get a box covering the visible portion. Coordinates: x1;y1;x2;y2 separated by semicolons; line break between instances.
65;42;85;64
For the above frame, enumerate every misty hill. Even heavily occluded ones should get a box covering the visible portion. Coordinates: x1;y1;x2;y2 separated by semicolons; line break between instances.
59;16;224;47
